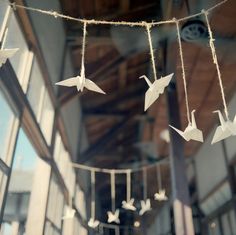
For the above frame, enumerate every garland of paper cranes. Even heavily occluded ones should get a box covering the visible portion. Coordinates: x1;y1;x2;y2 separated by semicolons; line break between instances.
0;0;235;231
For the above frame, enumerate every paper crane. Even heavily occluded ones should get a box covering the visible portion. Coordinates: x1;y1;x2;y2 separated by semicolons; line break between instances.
154;189;168;201
139;73;173;111
169;110;203;142
62;205;75;220
139;199;152;216
211;110;236;144
107;209;120;224
56;64;105;94
0;48;19;67
88;218;100;228
122;198;136;211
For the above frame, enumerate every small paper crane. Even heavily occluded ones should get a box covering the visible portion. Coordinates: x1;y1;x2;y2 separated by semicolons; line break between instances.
56;64;105;94
211;110;236;144
107;209;120;224
88;218;100;228
139;199;152;216
139;73;173;111
122;198;136;211
0;48;19;67
169;110;203;142
154;189;168;201
62;205;75;220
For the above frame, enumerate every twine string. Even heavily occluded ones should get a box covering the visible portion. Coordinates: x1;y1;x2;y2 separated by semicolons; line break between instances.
9;1;227;27
91;170;96;219
111;170;116;212
146;24;158;81
175;19;191;124
143;168;147;200
126;170;131;201
156;164;162;190
81;21;87;69
203;10;229;119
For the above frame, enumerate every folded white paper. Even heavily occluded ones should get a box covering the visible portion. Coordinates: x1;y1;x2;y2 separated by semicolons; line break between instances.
122;198;136;211
56;64;105;94
139;199;152;216
62;206;75;220
107;209;120;224
211;110;236;144
0;48;19;67
88;218;100;228
154;189;168;201
169;110;203;142
140;73;173;111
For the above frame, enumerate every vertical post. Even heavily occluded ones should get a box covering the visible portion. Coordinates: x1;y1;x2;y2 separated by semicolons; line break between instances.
166;81;195;235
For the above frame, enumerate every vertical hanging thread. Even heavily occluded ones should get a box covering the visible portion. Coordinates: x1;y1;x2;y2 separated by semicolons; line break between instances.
156;164;162;190
126;170;131;201
146;23;158;81
91;170;96;219
175;19;191;124
111;170;116;212
143;168;147;200
203;10;229;120
81;21;87;69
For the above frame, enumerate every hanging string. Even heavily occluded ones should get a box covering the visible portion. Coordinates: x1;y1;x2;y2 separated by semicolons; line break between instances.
115;226;120;235
126;170;131;201
145;24;157;81
110;170;116;212
81;21;87;69
143;168;147;200
71;156;168;174
203;10;229;120
9;0;227;27
175;19;191;124
156;164;162;190
91;170;96;219
0;28;8;49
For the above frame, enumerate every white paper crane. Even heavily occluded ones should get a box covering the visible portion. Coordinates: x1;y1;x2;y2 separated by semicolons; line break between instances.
154;189;168;201
62;205;75;220
169;110;203;142
0;48;19;67
88;218;100;228
211;110;236;144
139;199;152;216
56;64;105;94
139;73;173;111
122;198;136;211
107;209;120;224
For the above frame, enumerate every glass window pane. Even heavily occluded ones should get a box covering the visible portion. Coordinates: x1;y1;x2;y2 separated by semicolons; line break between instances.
2;128;38;235
40;90;54;144
27;58;45;120
0;88;15;164
4;12;28;84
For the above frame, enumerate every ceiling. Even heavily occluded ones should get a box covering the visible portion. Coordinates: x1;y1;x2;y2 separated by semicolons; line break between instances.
58;0;236;229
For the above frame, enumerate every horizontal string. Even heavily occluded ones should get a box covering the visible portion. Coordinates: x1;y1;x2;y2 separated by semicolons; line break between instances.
9;0;227;27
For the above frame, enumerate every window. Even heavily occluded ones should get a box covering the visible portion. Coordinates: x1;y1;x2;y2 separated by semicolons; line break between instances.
45;174;64;234
27;58;55;145
1;128;38;235
4;11;29;86
0;88;16;164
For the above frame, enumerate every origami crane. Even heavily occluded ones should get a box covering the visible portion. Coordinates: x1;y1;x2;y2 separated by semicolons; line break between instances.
0;48;19;67
139;199;152;216
122;198;136;211
211;110;236;144
139;73;173;111
154;189;168;201
107;209;120;224
169;110;203;142
62;206;75;220
56;64;105;94
88;218;100;228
